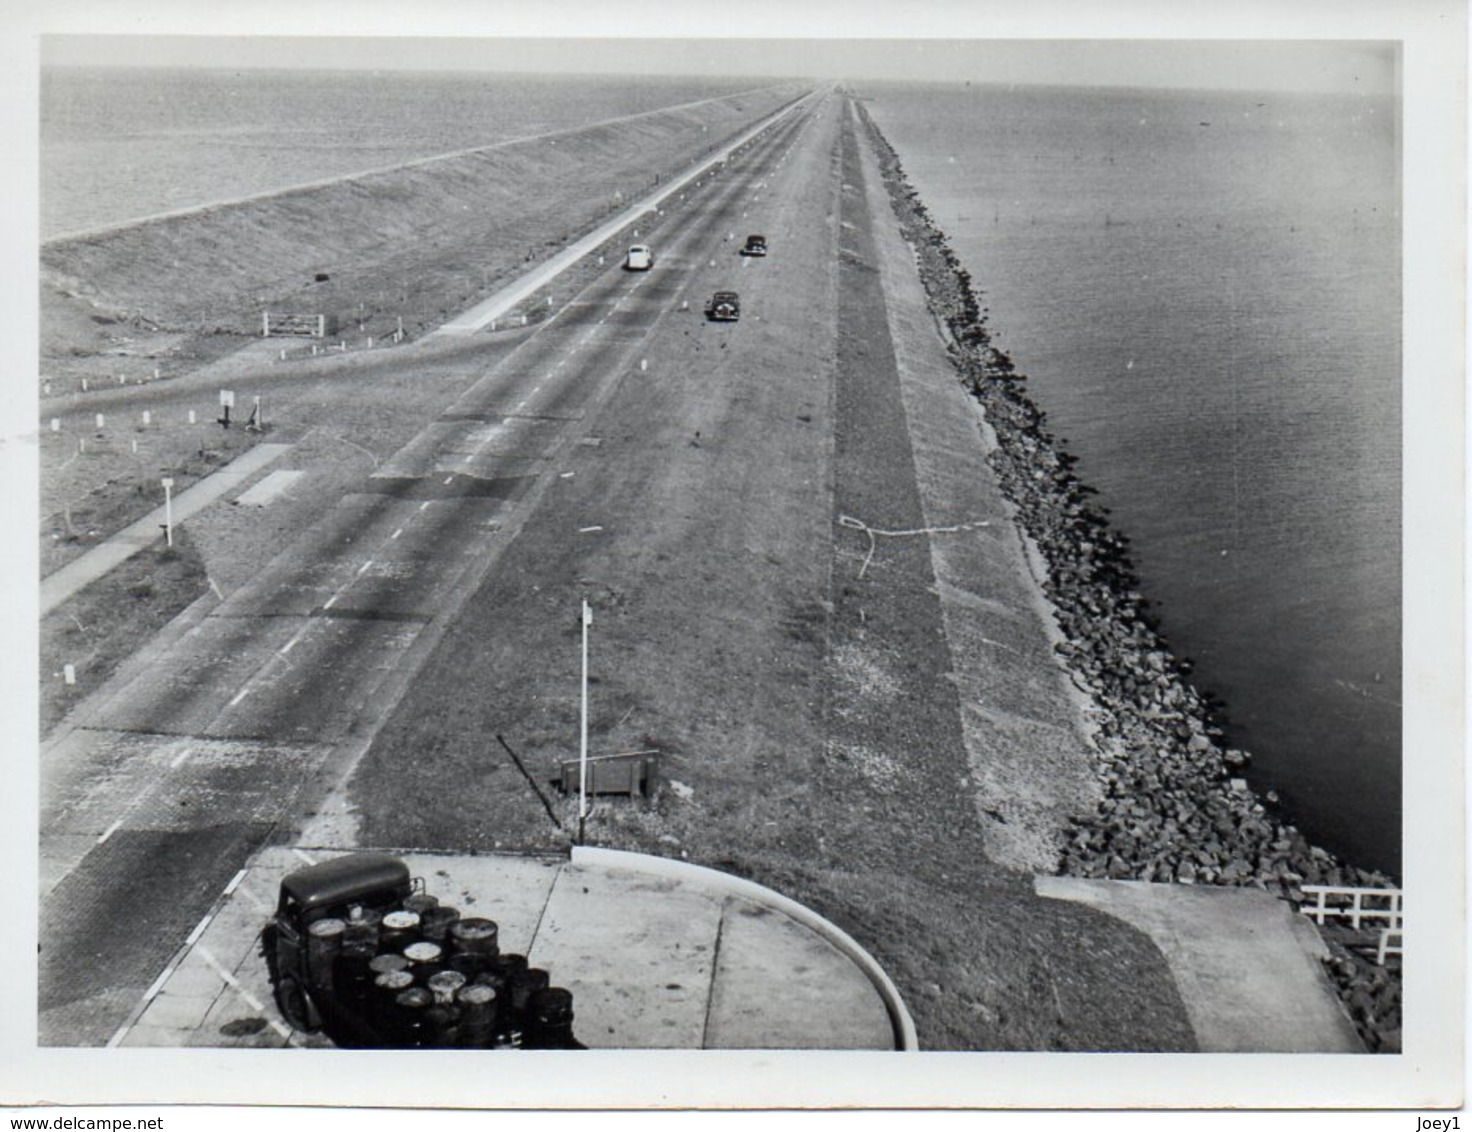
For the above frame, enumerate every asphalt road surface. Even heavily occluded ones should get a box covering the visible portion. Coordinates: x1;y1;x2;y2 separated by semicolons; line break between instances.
40;95;850;1046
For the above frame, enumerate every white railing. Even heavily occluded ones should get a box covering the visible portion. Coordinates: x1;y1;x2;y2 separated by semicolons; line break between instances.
1299;884;1403;931
1299;885;1403;965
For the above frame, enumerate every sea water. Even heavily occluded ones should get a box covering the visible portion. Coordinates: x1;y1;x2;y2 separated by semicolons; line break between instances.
40;66;768;238
864;83;1401;874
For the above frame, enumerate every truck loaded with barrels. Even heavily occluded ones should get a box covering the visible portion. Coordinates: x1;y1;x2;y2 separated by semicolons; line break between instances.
264;852;585;1049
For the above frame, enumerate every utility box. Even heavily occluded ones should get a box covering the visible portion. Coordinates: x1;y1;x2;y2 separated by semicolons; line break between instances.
558;752;659;798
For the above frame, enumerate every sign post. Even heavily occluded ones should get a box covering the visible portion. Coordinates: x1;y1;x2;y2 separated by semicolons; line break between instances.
578;600;592;845
161;478;174;548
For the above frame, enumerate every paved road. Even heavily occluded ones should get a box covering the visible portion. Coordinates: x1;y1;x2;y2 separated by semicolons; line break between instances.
39;96;828;1046
436;90;819;335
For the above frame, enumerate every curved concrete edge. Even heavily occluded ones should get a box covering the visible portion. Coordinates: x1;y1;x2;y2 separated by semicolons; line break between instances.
570;845;919;1051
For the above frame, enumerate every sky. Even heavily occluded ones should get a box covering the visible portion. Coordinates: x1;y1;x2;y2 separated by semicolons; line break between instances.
39;35;1399;95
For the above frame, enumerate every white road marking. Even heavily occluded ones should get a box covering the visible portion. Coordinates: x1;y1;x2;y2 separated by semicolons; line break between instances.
420;501;431;511
357;560;373;576
223;869;248;896
107;959;177;1044
228;688;250;707
323;595;338;610
443;475;454;485
196;945;264;1012
97;818;123;844
170;747;194;770
197;944;296;1041
392;528;403;540
229;879;270;914
185;913;212;947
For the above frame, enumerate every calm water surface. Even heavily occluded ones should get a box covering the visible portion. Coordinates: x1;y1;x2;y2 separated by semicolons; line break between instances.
865;83;1401;874
41;67;770;237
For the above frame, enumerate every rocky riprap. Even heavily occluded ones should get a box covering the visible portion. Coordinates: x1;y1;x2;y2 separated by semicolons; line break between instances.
853;100;1400;1052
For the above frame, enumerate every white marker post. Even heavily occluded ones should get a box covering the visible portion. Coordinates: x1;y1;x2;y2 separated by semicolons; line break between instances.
161;478;174;548
578;599;592;845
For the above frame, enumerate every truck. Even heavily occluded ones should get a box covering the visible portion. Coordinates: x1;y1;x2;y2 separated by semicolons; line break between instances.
705;291;741;322
265;852;584;1048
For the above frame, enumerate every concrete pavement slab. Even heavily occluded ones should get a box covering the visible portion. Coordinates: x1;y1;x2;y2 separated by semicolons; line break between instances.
1035;876;1362;1052
236;469;305;507
405;852;564;958
528;862;723;1048
704;895;894;1049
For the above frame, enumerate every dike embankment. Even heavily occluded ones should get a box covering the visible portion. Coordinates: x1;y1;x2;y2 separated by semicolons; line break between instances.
41;84;805;356
853;103;1402;1052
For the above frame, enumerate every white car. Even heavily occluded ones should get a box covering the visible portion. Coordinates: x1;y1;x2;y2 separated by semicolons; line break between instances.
625;245;654;271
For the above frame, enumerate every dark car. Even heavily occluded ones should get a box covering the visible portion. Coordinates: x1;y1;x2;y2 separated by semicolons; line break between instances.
705;291;741;321
740;234;768;257
268;852;415;1033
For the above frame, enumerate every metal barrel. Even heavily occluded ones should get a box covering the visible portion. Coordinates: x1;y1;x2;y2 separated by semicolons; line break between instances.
368;953;410;977
370;969;415;1039
508;967;551;1018
427;969;467;1006
342;906;382;950
522;987;586;1049
378;909;421;954
471;969;509;1009
392;986;434;1048
447;951;486;981
305;918;346;994
419;905;461;943
492;952;528;979
447;917;499;959
403;892;440;917
424;1003;462;1047
455;983;498;1048
403;940;444;986
331;943;378;1016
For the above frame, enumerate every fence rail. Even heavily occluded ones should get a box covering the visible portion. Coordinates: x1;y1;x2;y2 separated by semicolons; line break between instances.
1299;885;1403;966
1298;884;1403;931
263;312;336;338
1376;928;1404;966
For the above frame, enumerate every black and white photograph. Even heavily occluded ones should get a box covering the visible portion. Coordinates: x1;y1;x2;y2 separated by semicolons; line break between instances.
6;0;1465;1120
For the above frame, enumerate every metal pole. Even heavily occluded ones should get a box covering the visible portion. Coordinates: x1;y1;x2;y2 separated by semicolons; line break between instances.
161;479;174;548
578;600;591;844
